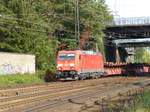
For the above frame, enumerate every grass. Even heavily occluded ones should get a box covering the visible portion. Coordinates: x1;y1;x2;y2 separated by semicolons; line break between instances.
126;90;150;112
0;72;45;88
137;90;150;111
0;70;56;88
92;89;150;112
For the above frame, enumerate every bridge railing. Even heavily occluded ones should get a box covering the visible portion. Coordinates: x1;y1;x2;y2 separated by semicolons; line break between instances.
109;17;150;26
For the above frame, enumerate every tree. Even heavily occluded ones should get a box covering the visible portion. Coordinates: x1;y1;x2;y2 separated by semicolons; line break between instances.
134;48;150;63
0;0;56;70
0;0;112;70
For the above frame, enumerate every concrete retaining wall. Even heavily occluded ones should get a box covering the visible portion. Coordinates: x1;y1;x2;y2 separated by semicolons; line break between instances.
0;52;35;75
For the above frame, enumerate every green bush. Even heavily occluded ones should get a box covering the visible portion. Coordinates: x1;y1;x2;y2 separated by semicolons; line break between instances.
44;69;56;82
126;90;150;112
141;90;150;110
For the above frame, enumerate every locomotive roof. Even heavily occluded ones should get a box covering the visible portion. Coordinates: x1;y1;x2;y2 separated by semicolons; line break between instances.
59;50;101;55
81;51;99;55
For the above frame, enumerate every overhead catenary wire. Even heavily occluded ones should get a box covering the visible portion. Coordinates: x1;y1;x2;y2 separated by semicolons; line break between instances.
114;0;117;14
0;24;47;33
0;14;115;45
0;6;106;29
113;0;120;17
0;22;76;34
0;15;50;29
0;23;117;47
0;1;109;48
0;15;77;34
0;14;106;27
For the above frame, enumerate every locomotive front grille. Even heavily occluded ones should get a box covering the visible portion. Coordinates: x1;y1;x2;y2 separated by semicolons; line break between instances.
57;71;77;79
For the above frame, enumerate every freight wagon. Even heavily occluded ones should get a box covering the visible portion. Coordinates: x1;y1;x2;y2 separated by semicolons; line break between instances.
56;50;104;80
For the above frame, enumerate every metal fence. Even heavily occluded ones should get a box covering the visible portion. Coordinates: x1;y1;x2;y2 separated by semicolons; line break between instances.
109;17;150;26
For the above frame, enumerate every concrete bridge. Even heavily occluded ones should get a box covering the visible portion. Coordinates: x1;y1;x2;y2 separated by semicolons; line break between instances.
104;17;150;62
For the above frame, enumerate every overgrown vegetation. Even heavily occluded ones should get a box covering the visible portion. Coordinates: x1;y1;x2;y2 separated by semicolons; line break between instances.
134;48;150;63
127;90;150;112
0;73;44;87
92;89;150;112
0;0;112;71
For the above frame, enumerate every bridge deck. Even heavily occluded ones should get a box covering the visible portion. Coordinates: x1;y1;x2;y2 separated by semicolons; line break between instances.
106;17;150;40
105;17;150;62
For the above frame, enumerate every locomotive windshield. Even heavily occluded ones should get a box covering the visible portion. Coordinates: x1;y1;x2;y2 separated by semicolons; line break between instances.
58;54;75;60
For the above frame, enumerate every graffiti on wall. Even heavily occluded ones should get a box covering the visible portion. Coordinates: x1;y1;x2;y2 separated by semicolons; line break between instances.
0;63;32;75
0;52;35;75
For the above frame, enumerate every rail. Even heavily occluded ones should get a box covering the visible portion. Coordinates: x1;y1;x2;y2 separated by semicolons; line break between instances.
0;77;145;112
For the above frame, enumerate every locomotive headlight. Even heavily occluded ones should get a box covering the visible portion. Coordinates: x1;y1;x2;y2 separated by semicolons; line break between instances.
57;64;63;67
58;64;63;66
57;67;62;70
70;63;75;67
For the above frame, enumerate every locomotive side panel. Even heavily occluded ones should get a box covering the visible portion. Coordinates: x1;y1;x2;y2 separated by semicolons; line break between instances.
79;53;104;73
77;52;104;79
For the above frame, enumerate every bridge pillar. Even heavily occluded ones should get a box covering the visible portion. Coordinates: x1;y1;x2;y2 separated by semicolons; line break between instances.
104;38;129;62
124;48;135;62
105;44;116;62
116;47;120;62
118;47;128;62
105;45;128;63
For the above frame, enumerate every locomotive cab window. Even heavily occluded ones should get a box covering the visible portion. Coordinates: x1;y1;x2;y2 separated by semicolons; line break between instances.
58;54;75;60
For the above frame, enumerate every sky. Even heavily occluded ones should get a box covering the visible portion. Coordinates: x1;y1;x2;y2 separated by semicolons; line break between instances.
105;0;150;18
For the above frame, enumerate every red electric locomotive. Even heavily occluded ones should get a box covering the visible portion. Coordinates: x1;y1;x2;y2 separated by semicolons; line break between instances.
56;50;104;80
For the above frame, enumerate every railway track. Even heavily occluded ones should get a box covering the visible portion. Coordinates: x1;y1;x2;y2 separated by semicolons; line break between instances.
16;77;150;112
0;77;136;97
0;85;105;111
0;77;149;112
23;86;111;112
